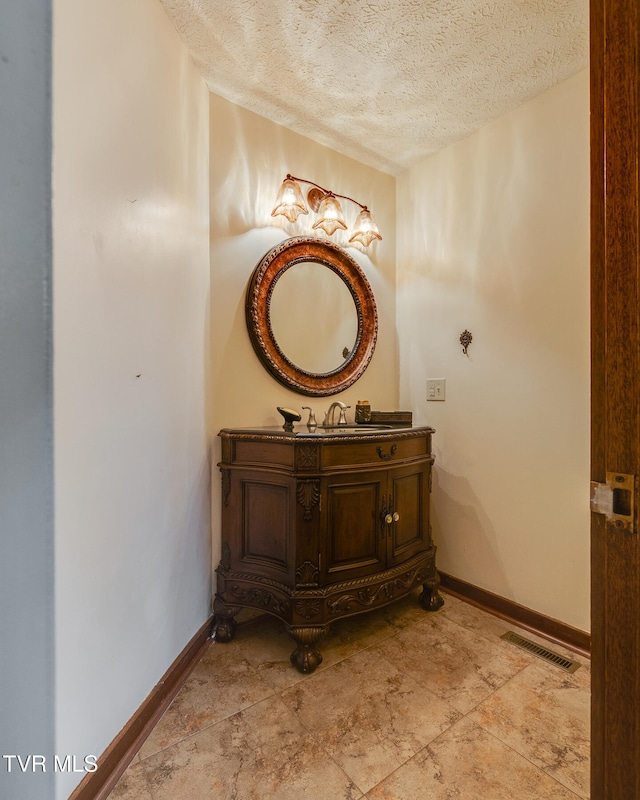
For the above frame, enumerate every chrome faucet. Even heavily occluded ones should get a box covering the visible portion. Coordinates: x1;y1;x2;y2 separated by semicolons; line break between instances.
323;401;350;426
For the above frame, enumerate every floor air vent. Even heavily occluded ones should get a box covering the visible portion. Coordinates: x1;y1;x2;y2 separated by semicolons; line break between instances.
500;631;581;673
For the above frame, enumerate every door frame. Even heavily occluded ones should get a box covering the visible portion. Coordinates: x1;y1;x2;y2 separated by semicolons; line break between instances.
590;0;640;795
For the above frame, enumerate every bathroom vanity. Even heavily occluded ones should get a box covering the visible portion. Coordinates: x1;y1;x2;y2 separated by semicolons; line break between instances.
213;424;443;673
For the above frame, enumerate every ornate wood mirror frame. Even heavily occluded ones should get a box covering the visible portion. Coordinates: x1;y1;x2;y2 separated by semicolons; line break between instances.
246;237;378;396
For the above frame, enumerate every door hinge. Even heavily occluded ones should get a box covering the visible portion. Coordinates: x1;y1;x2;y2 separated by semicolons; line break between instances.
590;472;636;534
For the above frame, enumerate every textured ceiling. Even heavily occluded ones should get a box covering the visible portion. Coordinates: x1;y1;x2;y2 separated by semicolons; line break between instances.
159;0;589;175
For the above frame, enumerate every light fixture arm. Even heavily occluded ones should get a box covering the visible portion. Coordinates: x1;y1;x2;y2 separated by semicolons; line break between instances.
285;174;369;211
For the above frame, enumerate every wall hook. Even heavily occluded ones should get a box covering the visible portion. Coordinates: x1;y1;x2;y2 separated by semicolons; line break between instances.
460;330;473;355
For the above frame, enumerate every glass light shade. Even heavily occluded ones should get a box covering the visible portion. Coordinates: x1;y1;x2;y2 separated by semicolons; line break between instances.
312;194;347;236
349;208;382;247
271;178;309;223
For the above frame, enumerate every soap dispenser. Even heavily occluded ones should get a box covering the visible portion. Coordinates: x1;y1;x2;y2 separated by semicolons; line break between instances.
355;400;371;423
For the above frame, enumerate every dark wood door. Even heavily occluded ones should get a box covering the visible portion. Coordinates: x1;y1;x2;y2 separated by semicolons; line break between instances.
386;461;430;567
590;0;640;795
226;470;296;582
322;470;386;581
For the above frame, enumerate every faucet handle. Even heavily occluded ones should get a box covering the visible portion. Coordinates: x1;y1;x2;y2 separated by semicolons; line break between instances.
338;405;351;425
301;406;317;428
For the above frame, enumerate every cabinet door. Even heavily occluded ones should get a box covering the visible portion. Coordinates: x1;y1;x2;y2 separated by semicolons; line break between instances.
386;461;430;567
225;469;296;583
321;471;386;582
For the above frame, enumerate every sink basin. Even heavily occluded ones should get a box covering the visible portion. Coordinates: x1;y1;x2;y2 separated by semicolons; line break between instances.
297;424;393;436
322;424;392;430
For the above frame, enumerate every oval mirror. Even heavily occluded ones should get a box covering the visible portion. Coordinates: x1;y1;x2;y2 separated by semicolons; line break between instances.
246;237;378;396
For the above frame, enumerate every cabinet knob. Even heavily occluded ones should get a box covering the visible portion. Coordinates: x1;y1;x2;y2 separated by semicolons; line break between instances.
393;512;400;522
385;514;393;525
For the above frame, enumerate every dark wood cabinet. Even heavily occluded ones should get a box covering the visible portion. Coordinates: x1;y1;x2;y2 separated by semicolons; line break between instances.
213;425;443;673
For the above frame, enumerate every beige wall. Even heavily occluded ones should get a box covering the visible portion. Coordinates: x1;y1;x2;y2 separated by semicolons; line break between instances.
397;70;590;632
47;11;589;791
53;1;211;796
209;94;397;578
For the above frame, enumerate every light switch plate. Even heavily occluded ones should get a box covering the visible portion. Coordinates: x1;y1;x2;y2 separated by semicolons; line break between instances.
427;379;446;401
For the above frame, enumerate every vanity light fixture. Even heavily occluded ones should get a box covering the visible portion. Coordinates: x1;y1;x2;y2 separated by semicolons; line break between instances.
271;174;382;247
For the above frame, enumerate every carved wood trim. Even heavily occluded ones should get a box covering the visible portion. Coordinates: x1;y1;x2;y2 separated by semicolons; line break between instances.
221;551;433;601
218;428;435;447
297;479;320;520
327;563;431;615
294;599;322;619
245;237;378;396
296;442;320;470
296;560;320;587
226;583;290;616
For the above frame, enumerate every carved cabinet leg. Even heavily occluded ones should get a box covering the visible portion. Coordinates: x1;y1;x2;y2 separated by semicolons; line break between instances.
288;625;327;674
212;595;242;642
419;575;445;612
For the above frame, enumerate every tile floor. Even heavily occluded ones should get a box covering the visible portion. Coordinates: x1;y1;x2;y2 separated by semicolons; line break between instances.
108;591;590;799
